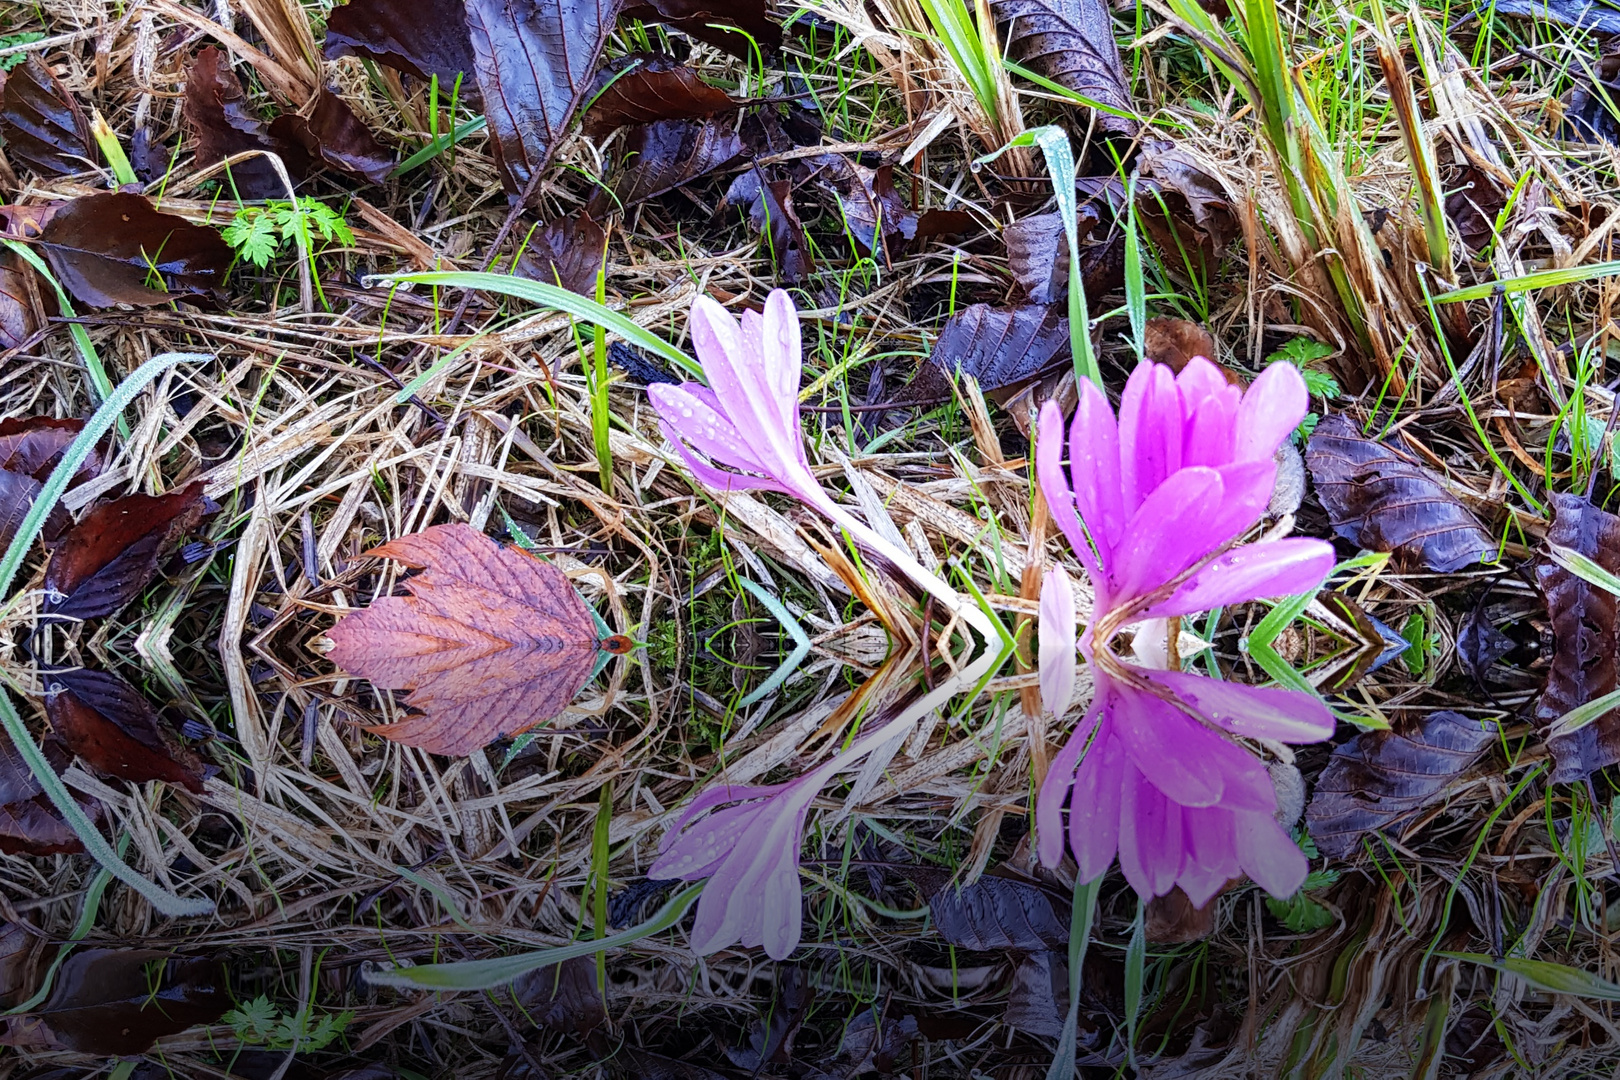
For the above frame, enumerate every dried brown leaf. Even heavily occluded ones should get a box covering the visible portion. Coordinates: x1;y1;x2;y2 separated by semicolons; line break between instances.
44;480;208;621
182;47;303;199
43;666;207;794
926;303;1070;399
621;0;782;56
514;212;607;295
323;0;479;101
270;86;394;184
18;949;226;1056
718;166;812;284
582;54;736;136
37;192;233;308
0;56;92;178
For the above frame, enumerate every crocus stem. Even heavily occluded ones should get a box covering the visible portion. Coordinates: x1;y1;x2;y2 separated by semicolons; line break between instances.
818;503;998;645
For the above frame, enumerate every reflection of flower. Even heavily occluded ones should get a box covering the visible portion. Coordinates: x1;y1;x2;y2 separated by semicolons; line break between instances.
1035;662;1331;903
1036;357;1335;647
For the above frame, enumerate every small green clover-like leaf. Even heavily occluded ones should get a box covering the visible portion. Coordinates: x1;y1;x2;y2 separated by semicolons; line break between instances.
1265;869;1341;933
224;995;279;1042
222;211;280;268
0;33;45;71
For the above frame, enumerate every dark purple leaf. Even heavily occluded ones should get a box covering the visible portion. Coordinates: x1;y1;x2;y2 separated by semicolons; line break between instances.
270;86;394;184
324;0;478;100
583;54;737;136
1002;951;1066;1036
607;340;680;385
621;0;782;56
0;730;90;857
1536;492;1620;783
513;212;607;296
0;56;93;178
617;117;745;206
907;867;1068;952
1486;0;1620;31
927;303;1070;398
991;0;1136;136
513;955;606;1036
43;666;207;794
25;949;226;1055
1305;711;1496;859
1305;414;1497;573
465;0;619;200
38;193;233;309
0;252;32;350
45;480;208;621
717;166;811;284
0;416;99;482
817;159;915;265
182;47;304;200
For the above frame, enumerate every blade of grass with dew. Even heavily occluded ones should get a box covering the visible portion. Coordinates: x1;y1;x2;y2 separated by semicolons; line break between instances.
1435;260;1620;303
392;116;488;178
365;271;702;378
1546;685;1620;741
1046;874;1102;1080
396;332;489;403
1548;543;1620;599
1;240;113;406
363;882;704;991
736;578;813;707
975;126;1099;387
592;257;613;491
1440;953;1620;1000
0;350;213;918
1124;175;1146;362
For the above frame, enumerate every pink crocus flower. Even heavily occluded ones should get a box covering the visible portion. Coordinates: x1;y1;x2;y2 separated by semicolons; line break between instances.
1036;629;1331;903
1036;357;1336;650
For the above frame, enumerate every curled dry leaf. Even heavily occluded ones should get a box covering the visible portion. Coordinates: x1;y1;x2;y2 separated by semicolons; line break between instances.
1143;316;1220;374
1145;886;1220;943
1536;493;1620;783
44;479;209;621
513;955;607;1036
616;117;746;206
326;523;623;756
183;47;304;199
1305;414;1496;573
43;666;207;794
324;0;479;101
465;0;618;199
583;54;736;136
1305;711;1496;859
0;416;101;550
1444;163;1507;254
0;55;93;177
38;193;233;308
0;729;87;856
815;159;915;265
513;211;607;296
2;949;227;1056
991;0;1136;136
0;253;34;350
718;166;813;284
271;86;394;184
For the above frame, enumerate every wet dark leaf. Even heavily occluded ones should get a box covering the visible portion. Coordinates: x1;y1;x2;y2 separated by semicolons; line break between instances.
1487;0;1620;31
0;922;39;1010
1305;414;1496;573
718;166;812;283
0;416;98;482
0;253;33;350
1002;951;1066;1036
607;340;680;385
512;956;606;1036
1145;886;1219;943
727;965;811;1068
37;193;233;308
1536;493;1620;783
1136;141;1240;278
621;0;782;57
915;207;978;242
912;868;1068;952
991;0;1136;136
0;56;93;177
465;0;618;200
1457;601;1514;684
0;729;88;857
514;212;607;296
0;470;46;552
324;0;478;99
926;303;1069;398
583;54;736;136
820;1008;918;1078
44;479;208;621
182;47;303;200
1444;163;1507;253
27;949;227;1055
1305;711;1496;859
270;87;394;184
617;117;746;206
1004;212;1070;305
615;1046;730;1080
43;666;207;794
816;159;915;265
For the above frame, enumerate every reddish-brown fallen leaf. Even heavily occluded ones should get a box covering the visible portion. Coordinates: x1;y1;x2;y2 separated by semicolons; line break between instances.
816;159;915;266
615;117;746;206
0;253;33;350
583;54;736;136
1143;316;1221;375
43;667;206;794
37;193;233;308
270;86;394;184
0;416;98;482
1536;493;1620;782
4;949;226;1056
323;0;479;102
327;523;616;756
0;730;88;857
465;0;618;200
621;0;782;56
0;56;93;178
182;47;304;200
513;212;607;295
44;480;208;621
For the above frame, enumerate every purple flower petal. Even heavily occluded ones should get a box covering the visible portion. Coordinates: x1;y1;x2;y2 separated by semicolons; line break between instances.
1178;805;1239;907
659;422;795;498
651;800;768;880
650;383;776;477
1205;458;1278;546
1120;361;1181;514
1069;720;1122;882
1108;685;1228;807
762;290;804;438
1234;808;1308;898
1039;567;1077;718
1142;668;1336;742
1036;710;1091;868
1119;765;1182;897
1107;466;1224;605
1234;361;1307;463
1182;382;1240;469
1175;356;1229;421
1069;377;1127;560
1037;400;1104;588
1141;538;1335;621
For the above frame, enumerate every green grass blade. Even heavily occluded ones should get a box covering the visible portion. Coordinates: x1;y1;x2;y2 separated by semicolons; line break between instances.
365;270;702;378
1440;953;1620;1000
2;239;113;405
362;882;704;991
392;116;488;178
1434;260;1620;303
736;578;813;707
1046;874;1101;1080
